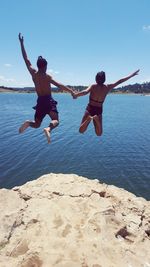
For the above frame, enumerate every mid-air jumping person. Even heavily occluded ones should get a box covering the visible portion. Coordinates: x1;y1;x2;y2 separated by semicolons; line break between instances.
74;69;140;136
18;33;74;143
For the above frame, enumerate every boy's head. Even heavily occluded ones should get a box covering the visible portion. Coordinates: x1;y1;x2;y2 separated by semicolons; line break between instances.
37;56;47;71
95;71;106;85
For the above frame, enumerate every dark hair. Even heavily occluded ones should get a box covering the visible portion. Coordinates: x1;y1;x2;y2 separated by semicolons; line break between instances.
95;71;106;85
37;56;47;69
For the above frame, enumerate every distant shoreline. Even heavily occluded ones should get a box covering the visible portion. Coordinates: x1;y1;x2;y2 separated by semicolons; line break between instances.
1;80;150;95
1;85;150;95
0;88;150;95
0;88;34;93
0;88;61;94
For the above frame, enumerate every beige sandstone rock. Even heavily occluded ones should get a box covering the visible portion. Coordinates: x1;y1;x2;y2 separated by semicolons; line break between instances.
0;173;149;267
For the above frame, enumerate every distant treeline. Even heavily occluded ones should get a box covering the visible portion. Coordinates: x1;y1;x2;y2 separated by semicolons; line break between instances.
113;82;150;94
0;86;35;93
0;82;150;94
65;83;150;94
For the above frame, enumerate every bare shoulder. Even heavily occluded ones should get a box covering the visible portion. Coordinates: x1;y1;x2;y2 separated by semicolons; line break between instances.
90;84;96;90
105;84;110;89
46;74;52;81
31;69;38;77
105;83;112;92
33;68;38;74
28;66;37;76
86;84;95;93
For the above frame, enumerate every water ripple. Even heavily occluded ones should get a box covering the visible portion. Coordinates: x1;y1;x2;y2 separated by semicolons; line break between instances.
0;93;150;199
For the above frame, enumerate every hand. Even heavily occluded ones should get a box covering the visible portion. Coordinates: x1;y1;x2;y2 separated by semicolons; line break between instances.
71;91;78;99
132;69;140;76
18;33;24;43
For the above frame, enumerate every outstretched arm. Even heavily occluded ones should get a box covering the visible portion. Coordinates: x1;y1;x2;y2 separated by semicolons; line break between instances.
107;69;140;91
18;33;36;75
73;85;93;98
50;78;74;96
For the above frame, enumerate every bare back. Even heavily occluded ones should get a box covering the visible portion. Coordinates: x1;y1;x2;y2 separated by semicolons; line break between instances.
32;71;52;96
89;84;110;107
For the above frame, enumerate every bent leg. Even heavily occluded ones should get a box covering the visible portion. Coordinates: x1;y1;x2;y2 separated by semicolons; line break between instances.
43;111;59;144
29;119;41;128
19;119;41;133
79;111;92;134
93;115;103;136
19;120;30;133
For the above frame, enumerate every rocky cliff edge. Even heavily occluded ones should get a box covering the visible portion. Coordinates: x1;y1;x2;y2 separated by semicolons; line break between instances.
0;173;150;267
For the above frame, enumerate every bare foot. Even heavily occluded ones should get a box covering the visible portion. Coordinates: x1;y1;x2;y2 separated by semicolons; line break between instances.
19;121;30;133
44;128;51;144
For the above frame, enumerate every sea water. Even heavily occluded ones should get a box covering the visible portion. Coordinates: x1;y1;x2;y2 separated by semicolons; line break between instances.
0;93;150;200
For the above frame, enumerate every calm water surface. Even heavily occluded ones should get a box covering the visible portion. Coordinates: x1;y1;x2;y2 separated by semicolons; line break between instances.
0;93;150;200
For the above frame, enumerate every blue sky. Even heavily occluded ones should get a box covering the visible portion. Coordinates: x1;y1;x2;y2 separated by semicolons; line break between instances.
0;0;150;87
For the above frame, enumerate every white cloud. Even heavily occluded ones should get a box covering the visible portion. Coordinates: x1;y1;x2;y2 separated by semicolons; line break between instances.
143;25;150;31
47;69;59;74
4;63;12;67
0;75;15;83
17;82;33;87
0;75;33;87
47;69;53;73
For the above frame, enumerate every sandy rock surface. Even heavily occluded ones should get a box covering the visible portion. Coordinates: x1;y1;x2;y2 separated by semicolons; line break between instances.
0;173;150;267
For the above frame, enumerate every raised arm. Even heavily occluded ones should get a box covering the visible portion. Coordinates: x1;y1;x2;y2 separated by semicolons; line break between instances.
50;78;74;96
107;69;140;91
18;33;36;75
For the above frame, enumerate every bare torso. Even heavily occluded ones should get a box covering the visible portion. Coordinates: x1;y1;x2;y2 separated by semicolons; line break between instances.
89;84;109;107
32;71;52;96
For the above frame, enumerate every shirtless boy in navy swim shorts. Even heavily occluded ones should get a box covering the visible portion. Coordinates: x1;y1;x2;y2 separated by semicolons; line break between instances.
74;69;139;136
18;33;74;143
